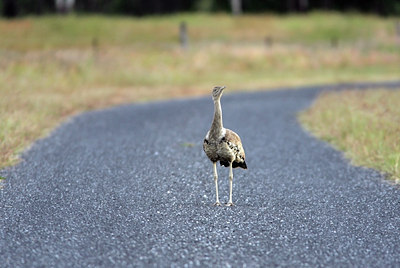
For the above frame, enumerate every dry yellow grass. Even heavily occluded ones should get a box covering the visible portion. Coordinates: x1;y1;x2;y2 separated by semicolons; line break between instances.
300;89;400;182
1;13;400;168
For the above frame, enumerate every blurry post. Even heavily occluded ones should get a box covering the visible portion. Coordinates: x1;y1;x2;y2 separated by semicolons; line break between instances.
330;37;338;48
92;37;98;61
265;36;273;48
179;21;188;49
231;0;242;16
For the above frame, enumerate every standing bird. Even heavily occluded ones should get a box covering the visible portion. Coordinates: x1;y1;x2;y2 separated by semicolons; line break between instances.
203;86;247;206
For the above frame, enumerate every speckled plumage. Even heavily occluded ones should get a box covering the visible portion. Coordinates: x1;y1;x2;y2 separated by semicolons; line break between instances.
203;86;247;206
203;128;247;169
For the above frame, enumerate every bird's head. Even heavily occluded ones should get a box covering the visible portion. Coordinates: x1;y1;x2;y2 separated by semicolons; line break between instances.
212;86;226;100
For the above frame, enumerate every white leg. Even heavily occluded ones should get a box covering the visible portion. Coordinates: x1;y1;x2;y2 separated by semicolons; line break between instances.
213;162;221;206
226;162;234;206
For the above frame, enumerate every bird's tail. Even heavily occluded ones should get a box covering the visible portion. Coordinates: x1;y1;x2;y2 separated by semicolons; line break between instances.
239;161;247;169
232;161;247;169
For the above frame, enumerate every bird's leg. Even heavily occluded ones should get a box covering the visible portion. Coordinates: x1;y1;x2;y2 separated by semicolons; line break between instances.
226;162;234;206
213;162;221;206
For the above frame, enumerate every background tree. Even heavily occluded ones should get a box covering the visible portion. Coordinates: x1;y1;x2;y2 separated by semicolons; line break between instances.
55;0;75;13
2;0;400;17
230;0;241;16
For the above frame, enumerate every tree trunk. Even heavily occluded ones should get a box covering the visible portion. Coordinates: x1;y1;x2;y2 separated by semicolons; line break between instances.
299;0;309;12
286;0;296;12
230;0;242;16
322;0;332;10
55;0;75;14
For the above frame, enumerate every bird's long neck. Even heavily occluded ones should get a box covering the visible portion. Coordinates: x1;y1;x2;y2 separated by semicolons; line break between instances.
210;98;223;136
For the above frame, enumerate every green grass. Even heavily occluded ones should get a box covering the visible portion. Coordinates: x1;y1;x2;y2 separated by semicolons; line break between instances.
1;12;400;169
276;12;389;43
300;89;400;182
181;142;196;148
0;12;397;50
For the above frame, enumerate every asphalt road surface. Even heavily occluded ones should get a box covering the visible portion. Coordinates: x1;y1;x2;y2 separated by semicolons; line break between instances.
1;82;400;267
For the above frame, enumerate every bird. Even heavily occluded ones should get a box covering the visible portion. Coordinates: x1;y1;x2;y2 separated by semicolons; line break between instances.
203;86;247;206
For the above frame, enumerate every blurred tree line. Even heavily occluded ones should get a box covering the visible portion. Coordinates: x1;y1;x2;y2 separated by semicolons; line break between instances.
2;0;400;17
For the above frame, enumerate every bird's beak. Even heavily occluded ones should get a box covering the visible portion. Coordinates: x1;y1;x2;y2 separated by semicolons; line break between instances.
221;86;226;91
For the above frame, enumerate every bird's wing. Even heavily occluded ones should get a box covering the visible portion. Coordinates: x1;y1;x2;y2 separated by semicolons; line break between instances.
224;128;246;162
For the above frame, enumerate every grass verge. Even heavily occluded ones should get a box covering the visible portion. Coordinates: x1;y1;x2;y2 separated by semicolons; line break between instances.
1;12;400;168
299;89;400;182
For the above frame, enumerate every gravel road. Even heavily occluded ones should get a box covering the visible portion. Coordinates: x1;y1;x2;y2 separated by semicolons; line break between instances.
1;82;400;267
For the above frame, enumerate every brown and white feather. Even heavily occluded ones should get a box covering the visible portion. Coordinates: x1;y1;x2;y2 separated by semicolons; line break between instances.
203;85;247;169
203;128;247;169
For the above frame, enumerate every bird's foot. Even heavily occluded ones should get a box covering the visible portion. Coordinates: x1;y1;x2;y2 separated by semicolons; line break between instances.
214;201;222;206
226;202;234;207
